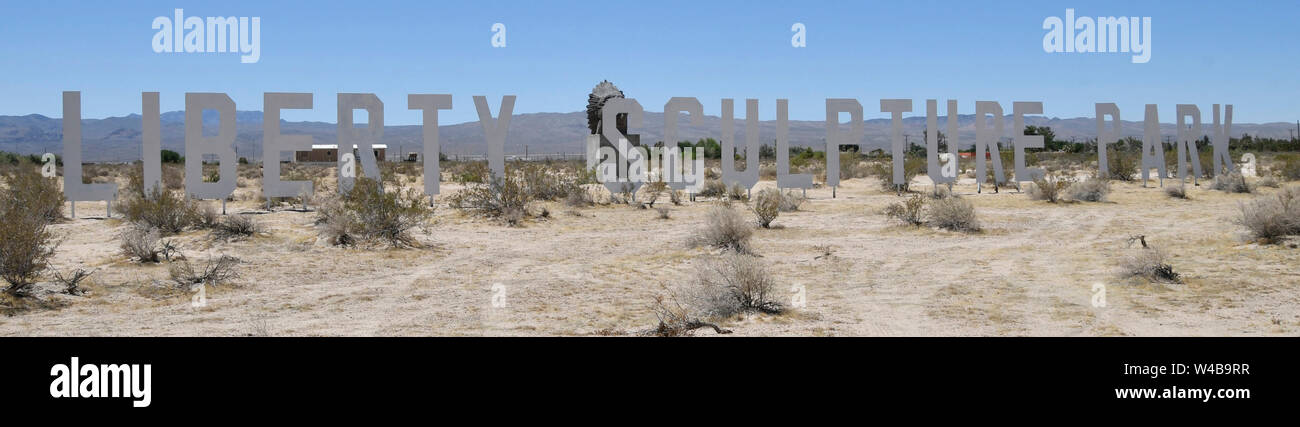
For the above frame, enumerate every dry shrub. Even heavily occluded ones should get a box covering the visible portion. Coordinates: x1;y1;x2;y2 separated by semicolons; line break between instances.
697;178;726;198
779;190;805;212
119;174;203;234
51;268;95;295
692;253;784;318
689;204;753;253
0;202;59;296
648;253;783;336
641;181;668;207
448;175;532;225
1210;172;1253;194
669;189;684;206
1027;176;1069;203
318;177;434;247
726;183;748;201
210;215;263;241
1275;154;1300;181
1106;148;1138;181
169;255;241;289
751;187;781;228
1235;186;1300;243
655;206;671;220
1165;184;1189;199
927;196;981;232
1067;177;1111;202
883;195;926;226
1120;247;1181;283
120;225;163;263
3;167;65;221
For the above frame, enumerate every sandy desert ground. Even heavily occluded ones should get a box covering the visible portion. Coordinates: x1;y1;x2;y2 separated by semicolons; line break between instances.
2;164;1298;337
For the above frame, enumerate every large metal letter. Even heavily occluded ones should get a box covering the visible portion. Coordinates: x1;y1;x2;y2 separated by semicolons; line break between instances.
474;95;515;181
881;99;912;186
824;99;863;189
1095;103;1120;179
62;92;118;214
263;93;314;200
721;99;760;191
337;93;384;193
1013;101;1045;182
184;93;237;200
409;94;453;197
142;92;162;196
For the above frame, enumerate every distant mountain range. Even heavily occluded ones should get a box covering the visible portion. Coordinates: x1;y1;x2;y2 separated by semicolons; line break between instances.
1;110;1296;162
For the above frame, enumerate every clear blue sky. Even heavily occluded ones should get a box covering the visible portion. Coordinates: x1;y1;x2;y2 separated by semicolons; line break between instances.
1;0;1297;125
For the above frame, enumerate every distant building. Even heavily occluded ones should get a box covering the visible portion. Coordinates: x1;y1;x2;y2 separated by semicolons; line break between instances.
295;144;387;163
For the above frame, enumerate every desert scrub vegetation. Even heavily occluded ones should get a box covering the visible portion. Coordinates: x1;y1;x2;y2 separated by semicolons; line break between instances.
1165;184;1189;199
1106;148;1139;181
118;169;204;234
168;255;241;289
750;187;782;228
778;190;805;212
1066;177;1111;202
317;177;434;247
2;167;65;222
927;196;981;232
689;204;754;253
649;253;783;336
210;214;264;241
448;175;532;225
0;190;60;296
1027;176;1069;203
883;195;926;226
882;193;980;232
1119;235;1181;283
1210;172;1253;194
1235;186;1300;244
118;225;182;263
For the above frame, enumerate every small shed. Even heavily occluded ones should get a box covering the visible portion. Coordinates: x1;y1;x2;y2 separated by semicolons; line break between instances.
296;144;388;163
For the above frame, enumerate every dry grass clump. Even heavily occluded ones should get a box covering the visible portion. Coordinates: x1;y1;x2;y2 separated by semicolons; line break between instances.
1066;177;1111;202
927;196;981;232
118;225;182;263
1027;176;1069;203
655;206;671;220
1165;184;1189;199
168;255;241;289
750;187;782;228
689;204;753;253
317;177;434;247
1235;186;1300;244
210;215;263;241
1210;172;1253;194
